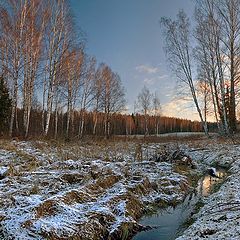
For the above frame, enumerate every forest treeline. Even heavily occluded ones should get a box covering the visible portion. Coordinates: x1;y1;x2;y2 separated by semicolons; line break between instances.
9;108;212;139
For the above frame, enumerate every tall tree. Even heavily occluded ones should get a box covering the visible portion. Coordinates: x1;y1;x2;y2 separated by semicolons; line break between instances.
194;7;222;132
22;0;48;137
64;48;84;138
43;0;71;136
137;86;152;136
217;0;240;133
194;0;240;135
0;0;28;136
161;10;209;136
78;56;96;138
153;91;161;135
92;64;104;135
99;63;126;138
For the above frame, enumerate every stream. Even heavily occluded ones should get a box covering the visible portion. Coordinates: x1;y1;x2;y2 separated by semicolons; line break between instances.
133;168;227;240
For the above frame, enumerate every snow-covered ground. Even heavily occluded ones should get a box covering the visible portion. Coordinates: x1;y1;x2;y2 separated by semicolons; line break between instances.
177;139;240;240
1;138;239;240
0;140;191;240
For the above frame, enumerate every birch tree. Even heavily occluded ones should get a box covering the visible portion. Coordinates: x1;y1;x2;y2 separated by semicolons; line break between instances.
100;64;126;138
0;0;27;136
217;0;240;133
64;48;84;138
194;7;222;132
78;56;96;138
22;0;48;137
194;0;240;135
43;0;71;136
137;85;152;136
161;10;209;136
92;65;104;135
153;91;161;135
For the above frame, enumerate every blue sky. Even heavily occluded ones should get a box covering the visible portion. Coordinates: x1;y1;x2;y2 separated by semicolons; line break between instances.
69;0;197;119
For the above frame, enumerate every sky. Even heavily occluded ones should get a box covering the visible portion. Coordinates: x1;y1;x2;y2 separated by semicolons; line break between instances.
69;0;199;120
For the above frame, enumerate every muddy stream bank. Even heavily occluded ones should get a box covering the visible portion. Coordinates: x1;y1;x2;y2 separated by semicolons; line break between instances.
133;168;227;240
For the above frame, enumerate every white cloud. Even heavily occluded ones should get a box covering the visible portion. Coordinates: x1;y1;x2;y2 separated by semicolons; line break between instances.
143;78;155;85
142;74;169;86
162;99;199;120
162;98;216;122
136;64;159;74
158;74;168;79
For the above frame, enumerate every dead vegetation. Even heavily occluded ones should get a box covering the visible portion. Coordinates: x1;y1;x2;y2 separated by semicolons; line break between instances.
62;190;94;205
35;199;59;218
0;139;196;240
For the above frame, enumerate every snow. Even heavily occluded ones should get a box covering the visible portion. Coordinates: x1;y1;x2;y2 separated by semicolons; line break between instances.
176;141;240;240
0;140;191;239
0;166;8;176
1;138;239;239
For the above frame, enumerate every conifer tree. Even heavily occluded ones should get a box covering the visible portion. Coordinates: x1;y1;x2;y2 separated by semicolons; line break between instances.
0;76;12;131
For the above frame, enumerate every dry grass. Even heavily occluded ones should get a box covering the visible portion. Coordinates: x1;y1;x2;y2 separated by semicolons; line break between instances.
0;136;212;239
94;174;122;190
0;139;17;152
35;199;59;218
62;190;93;205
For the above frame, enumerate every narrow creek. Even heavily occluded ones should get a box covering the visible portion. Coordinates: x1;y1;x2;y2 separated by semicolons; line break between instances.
133;168;227;240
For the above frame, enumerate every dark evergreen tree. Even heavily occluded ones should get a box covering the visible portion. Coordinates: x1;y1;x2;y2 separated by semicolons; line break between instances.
0;76;11;132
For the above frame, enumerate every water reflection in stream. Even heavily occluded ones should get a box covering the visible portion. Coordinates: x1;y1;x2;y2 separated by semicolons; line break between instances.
198;169;226;197
133;168;227;240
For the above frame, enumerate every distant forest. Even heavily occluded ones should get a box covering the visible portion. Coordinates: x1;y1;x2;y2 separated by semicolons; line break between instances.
5;108;216;139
